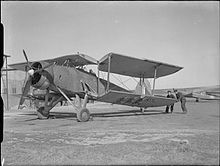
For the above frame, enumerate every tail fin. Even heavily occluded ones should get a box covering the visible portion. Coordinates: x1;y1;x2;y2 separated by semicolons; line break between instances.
135;79;152;95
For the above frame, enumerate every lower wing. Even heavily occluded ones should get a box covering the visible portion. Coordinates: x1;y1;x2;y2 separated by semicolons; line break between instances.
97;90;177;108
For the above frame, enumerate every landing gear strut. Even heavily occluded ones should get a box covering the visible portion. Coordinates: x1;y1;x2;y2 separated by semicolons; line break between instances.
36;91;64;120
76;93;90;122
56;86;91;122
36;88;50;119
36;107;49;119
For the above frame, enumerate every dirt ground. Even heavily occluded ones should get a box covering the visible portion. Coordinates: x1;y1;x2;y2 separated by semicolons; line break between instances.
1;100;219;165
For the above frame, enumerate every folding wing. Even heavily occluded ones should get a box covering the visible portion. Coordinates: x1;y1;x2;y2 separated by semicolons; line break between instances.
99;53;183;78
8;53;98;72
45;53;98;66
97;90;177;108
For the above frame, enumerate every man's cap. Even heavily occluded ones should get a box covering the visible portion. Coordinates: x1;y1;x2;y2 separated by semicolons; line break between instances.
167;90;171;93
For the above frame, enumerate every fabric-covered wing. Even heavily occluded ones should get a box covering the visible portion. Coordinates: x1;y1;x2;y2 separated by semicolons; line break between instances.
8;62;32;72
99;53;183;78
45;53;98;66
8;53;98;72
1;67;17;71
97;90;177;108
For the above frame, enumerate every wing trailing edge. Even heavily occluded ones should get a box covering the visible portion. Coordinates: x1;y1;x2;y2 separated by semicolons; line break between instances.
97;90;177;108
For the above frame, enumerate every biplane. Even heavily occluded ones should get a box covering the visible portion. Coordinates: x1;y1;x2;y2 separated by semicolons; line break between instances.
8;50;183;122
154;85;220;102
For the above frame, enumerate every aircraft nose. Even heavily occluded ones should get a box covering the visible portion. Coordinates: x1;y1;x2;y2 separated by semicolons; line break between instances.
28;69;35;76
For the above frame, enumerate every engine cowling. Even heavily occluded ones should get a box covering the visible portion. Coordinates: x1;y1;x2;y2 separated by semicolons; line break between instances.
32;74;50;90
29;62;53;90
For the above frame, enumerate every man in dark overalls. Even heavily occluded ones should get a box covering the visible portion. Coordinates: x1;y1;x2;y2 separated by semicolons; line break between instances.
174;89;187;114
165;90;176;113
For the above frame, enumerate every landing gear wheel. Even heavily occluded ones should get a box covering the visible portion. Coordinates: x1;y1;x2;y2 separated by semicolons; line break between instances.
77;108;90;122
140;108;145;114
36;107;49;119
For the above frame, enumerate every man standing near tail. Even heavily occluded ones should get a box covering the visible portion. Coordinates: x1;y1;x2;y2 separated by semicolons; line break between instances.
165;91;176;113
174;89;188;114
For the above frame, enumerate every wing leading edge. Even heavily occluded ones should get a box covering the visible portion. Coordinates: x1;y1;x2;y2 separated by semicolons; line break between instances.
97;90;177;108
8;53;98;72
99;53;183;78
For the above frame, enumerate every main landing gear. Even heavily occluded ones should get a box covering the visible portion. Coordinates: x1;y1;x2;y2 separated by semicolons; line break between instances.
140;107;147;114
56;86;91;122
36;87;91;122
76;93;90;122
36;107;50;119
77;108;90;122
36;95;64;120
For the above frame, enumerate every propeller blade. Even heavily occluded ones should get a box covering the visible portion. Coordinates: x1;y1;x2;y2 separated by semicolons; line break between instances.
34;63;54;73
23;49;31;69
23;49;29;63
18;77;32;109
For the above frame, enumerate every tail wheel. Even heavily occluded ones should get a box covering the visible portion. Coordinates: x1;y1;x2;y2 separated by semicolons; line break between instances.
36;107;49;119
77;108;90;122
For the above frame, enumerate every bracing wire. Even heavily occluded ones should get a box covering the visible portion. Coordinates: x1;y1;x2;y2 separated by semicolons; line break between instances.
132;77;139;83
112;74;131;90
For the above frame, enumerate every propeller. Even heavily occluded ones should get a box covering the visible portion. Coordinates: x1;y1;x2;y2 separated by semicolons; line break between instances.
18;50;33;109
23;49;32;71
18;50;54;109
34;63;54;74
18;77;32;108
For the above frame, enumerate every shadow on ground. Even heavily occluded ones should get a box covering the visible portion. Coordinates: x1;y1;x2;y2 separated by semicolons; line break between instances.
20;109;168;121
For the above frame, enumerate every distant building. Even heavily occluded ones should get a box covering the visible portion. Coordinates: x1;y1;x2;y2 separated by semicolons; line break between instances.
1;70;32;108
1;78;24;95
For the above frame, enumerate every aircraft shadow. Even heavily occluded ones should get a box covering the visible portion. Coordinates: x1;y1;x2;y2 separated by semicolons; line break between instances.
172;112;186;114
21;109;166;121
21;112;77;121
91;109;165;118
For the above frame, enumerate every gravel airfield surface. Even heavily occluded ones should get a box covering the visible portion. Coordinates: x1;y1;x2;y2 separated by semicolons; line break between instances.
1;100;219;165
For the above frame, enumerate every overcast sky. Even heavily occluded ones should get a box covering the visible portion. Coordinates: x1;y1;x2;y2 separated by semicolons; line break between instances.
1;1;219;89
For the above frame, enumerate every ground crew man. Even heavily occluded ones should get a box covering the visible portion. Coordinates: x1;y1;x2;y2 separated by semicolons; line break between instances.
174;89;187;114
165;90;176;113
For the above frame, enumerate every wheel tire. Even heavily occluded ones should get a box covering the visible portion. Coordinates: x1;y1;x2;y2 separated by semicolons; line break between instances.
36;107;49;119
77;108;90;122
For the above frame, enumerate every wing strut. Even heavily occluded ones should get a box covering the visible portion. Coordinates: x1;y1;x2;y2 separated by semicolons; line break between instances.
56;86;79;110
152;66;158;95
141;76;145;97
106;54;111;93
97;61;100;96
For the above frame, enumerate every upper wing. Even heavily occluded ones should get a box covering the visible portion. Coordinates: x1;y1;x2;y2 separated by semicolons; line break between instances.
8;53;98;72
99;53;183;78
97;90;177;108
1;67;17;71
45;53;98;66
7;62;31;72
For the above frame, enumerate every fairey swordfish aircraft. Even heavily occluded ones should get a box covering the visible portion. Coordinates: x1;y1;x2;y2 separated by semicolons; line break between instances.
8;50;183;122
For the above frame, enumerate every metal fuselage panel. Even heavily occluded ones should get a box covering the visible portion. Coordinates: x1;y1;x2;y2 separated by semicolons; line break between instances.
51;65;105;95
